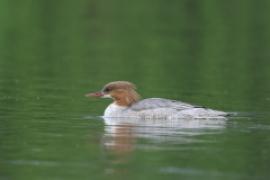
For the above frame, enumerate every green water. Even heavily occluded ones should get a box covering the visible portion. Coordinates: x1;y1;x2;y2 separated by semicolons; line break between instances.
1;0;270;179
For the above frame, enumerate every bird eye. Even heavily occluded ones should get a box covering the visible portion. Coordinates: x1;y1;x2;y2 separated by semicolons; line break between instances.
103;88;110;92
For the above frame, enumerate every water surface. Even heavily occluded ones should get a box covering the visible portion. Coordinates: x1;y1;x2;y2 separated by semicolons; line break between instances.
1;0;270;180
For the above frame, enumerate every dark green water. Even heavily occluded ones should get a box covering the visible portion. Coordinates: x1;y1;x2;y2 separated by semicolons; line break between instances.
1;0;270;179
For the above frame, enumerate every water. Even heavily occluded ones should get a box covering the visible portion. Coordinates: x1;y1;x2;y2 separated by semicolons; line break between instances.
1;0;270;179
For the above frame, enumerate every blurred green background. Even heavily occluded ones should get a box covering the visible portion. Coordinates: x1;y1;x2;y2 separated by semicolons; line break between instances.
1;0;269;106
1;0;270;180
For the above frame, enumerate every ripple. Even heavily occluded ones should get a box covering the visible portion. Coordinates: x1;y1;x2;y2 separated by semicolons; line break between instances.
4;160;94;168
159;166;246;179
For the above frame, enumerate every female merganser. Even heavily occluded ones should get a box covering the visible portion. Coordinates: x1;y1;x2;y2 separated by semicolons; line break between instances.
86;81;227;119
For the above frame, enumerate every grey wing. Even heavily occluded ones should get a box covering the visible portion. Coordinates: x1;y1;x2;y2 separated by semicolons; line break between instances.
130;98;199;111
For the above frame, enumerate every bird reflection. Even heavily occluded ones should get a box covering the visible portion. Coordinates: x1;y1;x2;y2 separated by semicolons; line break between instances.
102;117;226;153
103;124;135;156
101;116;227;176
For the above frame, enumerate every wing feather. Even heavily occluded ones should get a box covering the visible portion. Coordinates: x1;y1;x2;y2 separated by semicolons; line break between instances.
130;98;200;111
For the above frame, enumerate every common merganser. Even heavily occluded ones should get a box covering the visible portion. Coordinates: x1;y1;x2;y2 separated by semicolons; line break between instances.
86;81;227;119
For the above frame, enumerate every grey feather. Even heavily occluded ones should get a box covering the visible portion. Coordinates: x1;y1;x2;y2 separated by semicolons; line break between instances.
130;98;200;111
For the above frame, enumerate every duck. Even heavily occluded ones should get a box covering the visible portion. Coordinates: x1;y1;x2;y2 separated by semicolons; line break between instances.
86;81;227;119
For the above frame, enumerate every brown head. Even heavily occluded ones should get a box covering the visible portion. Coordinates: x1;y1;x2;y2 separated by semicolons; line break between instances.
86;81;141;106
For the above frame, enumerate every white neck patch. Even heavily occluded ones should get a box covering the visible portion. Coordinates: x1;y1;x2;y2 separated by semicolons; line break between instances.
102;94;112;98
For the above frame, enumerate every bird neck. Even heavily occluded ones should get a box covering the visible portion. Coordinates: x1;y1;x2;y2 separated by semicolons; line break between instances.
113;89;140;107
